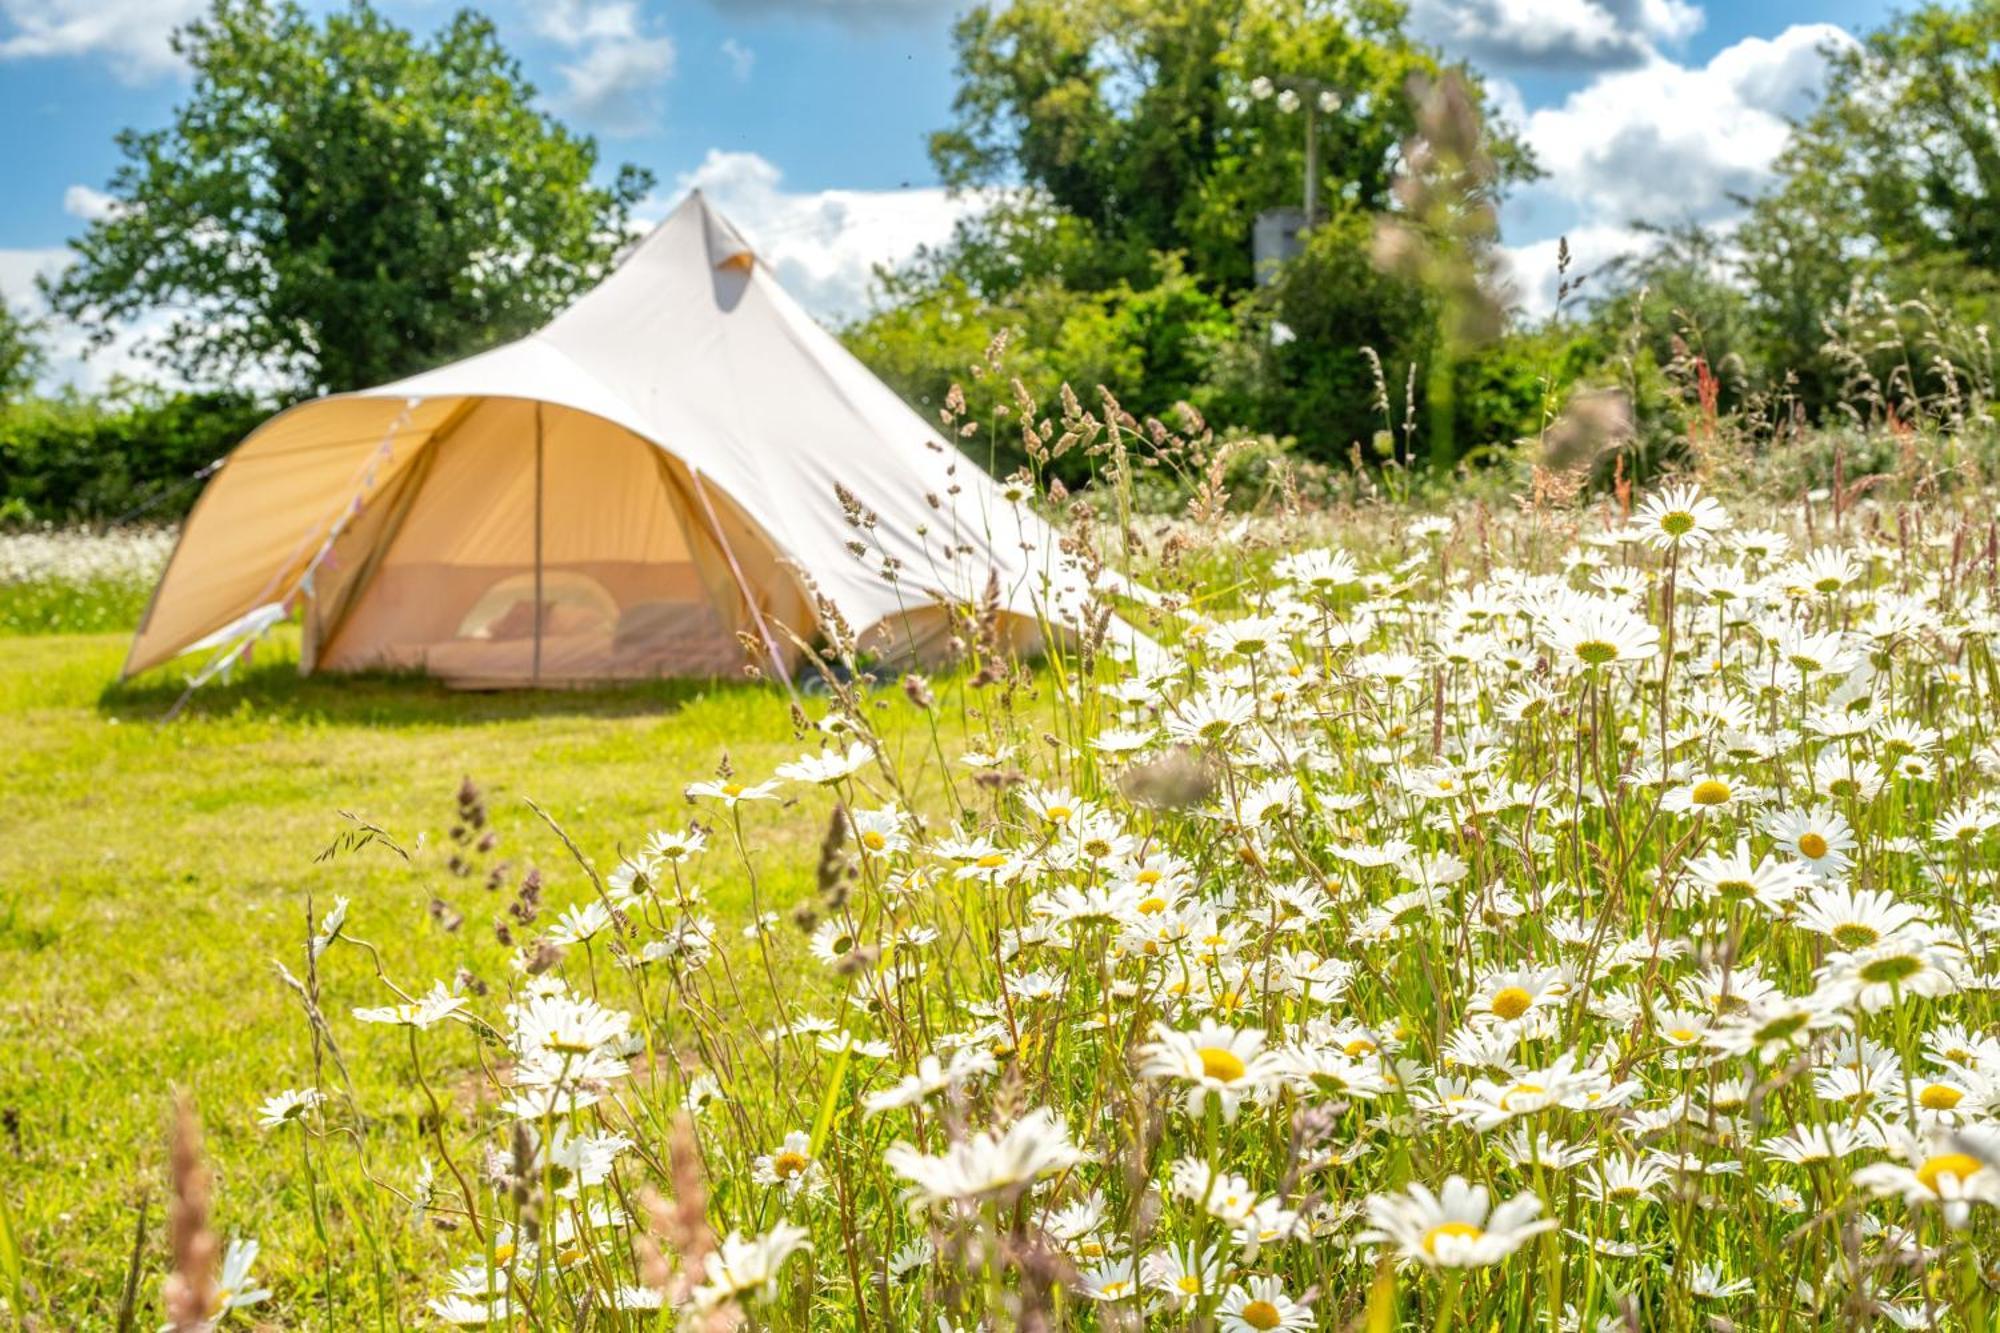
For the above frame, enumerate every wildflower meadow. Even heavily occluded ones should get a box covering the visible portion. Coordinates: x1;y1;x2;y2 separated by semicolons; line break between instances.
25;425;1989;1332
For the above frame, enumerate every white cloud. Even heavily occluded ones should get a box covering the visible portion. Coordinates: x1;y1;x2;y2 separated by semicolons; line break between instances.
0;0;202;82
721;37;754;81
1411;0;1701;72
1497;21;1857;318
534;1;676;137
657;150;982;323
0;246;180;392
1519;24;1852;227
62;183;117;221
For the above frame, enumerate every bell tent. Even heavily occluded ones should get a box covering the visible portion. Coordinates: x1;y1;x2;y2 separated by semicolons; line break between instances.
125;193;1114;688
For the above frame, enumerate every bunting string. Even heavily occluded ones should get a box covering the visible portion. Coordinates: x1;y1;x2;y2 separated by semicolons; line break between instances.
162;398;420;720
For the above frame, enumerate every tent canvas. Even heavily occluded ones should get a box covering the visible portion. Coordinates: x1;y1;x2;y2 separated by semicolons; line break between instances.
126;193;1123;688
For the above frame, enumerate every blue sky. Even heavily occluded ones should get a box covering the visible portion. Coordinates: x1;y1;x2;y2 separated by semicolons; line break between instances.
0;0;1904;388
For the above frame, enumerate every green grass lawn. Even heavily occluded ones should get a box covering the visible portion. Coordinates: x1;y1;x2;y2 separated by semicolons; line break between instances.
0;628;967;1322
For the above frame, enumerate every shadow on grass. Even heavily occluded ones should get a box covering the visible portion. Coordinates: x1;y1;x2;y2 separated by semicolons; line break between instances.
99;654;774;728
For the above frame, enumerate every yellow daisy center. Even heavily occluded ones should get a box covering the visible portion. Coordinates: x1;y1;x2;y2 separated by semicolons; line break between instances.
1690;779;1731;806
1490;987;1534;1021
1831;922;1879;949
1919;1084;1963;1111
1045;805;1073;823
1797;832;1829;859
721;782;743;797
976;852;1008;869
861;831;886;850
1422;1221;1485;1255
772;1151;810;1179
1241;1299;1284;1330
1858;954;1922;985
1197;1046;1247;1083
1177;1274;1203;1295
1916;1153;1982;1194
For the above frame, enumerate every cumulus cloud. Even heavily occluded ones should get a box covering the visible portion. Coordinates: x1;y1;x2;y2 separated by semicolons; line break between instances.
1410;0;1702;72
534;1;676;137
656;150;982;322
0;0;203;82
1497;23;1856;318
1521;24;1852;226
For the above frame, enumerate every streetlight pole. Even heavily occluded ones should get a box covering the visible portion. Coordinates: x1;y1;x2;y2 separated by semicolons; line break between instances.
1303;101;1318;225
1251;74;1341;227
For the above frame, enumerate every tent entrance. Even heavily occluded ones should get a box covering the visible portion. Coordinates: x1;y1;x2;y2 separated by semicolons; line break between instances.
306;397;802;687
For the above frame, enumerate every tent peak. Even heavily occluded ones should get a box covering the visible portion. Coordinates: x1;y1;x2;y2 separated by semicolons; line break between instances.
614;190;757;278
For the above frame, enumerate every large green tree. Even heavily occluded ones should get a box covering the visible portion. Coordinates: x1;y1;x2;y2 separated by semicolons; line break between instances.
929;0;1531;295
1738;2;2000;405
46;0;651;396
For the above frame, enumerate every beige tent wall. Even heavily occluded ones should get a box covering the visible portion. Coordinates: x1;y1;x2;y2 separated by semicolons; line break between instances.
312;399;807;686
124;397;458;677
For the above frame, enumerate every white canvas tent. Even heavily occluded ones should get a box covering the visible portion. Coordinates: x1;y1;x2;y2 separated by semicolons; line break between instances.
126;193;1126;688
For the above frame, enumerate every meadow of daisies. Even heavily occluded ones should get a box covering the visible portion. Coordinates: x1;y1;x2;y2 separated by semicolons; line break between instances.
18;434;2000;1330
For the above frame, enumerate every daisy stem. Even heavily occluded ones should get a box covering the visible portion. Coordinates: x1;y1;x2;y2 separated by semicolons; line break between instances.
1432;1270;1460;1333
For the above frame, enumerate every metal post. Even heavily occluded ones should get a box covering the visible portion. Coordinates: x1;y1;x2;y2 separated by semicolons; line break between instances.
1304;103;1319;226
532;402;544;685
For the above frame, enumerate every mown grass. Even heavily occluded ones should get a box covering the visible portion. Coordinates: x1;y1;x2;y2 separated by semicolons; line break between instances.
0;627;976;1321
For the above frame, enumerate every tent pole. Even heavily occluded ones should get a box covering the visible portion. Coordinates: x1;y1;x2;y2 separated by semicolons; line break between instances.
533;402;544;686
688;466;798;698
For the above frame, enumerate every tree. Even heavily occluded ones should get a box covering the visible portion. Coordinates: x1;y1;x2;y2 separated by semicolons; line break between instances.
1737;3;2000;405
847;254;1237;481
928;0;1532;296
1588;223;1760;407
0;300;40;405
860;0;1536;469
1208;205;1436;455
46;0;651;396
